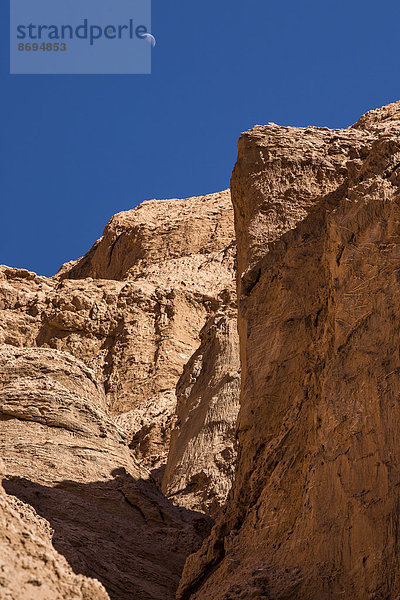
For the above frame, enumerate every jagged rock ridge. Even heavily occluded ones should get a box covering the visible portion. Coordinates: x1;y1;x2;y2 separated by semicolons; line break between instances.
0;190;236;472
0;190;240;599
179;101;400;600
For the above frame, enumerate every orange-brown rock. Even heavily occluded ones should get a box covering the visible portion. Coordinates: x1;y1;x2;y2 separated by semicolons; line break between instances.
162;295;240;516
0;459;110;600
178;102;400;600
0;346;207;600
0;190;240;599
0;190;236;470
58;191;234;282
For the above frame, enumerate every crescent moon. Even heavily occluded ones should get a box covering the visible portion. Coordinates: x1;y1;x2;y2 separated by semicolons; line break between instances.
143;33;156;47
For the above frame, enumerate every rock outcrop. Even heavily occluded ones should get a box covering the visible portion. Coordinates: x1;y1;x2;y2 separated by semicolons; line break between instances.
0;459;110;600
0;346;208;600
178;102;400;600
162;295;240;516
0;190;236;471
0;190;240;600
57;191;235;282
7;99;400;600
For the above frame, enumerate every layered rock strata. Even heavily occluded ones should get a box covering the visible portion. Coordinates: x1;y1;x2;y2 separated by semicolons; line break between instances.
0;346;207;600
0;190;236;470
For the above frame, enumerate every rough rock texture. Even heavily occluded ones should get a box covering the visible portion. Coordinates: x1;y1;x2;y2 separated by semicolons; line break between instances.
162;295;240;516
178;102;400;600
0;459;110;600
0;346;208;600
57;191;234;282
0;190;236;470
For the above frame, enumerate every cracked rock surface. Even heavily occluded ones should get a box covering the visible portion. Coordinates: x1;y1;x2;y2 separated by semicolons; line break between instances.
178;102;400;600
0;190;236;472
0;346;208;600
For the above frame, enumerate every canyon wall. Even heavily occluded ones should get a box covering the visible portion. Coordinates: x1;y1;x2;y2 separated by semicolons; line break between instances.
0;346;208;600
0;190;236;471
162;294;240;516
0;190;239;599
179;102;400;600
4;101;400;600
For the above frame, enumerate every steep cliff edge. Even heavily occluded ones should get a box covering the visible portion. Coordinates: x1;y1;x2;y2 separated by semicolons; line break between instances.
0;190;236;471
178;102;400;599
162;294;240;516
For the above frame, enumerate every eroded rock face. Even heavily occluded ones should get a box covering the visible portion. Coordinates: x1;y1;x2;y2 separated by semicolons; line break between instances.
162;295;240;516
0;190;241;599
0;346;207;600
0;464;110;600
0;190;236;470
178;102;400;600
58;190;235;282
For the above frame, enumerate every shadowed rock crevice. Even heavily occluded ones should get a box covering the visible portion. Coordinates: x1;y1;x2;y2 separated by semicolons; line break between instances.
0;345;209;600
0;467;110;600
3;472;211;600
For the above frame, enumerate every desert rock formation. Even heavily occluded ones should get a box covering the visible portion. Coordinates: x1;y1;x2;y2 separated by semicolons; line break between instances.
162;295;240;516
0;459;110;600
0;190;240;600
0;190;236;471
0;346;208;600
57;191;234;282
5;100;400;600
179;102;400;600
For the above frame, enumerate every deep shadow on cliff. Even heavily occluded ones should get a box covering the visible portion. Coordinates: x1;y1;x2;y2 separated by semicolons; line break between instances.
4;470;211;600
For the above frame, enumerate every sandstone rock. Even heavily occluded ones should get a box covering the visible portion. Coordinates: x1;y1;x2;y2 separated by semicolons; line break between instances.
0;473;110;600
0;189;241;600
178;102;400;599
0;346;207;600
162;295;240;516
57;190;234;282
0;190;236;470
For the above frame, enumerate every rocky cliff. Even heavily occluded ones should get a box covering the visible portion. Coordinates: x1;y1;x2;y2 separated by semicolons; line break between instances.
0;190;240;600
178;101;400;600
4;101;400;600
0;190;236;472
162;295;240;516
0;346;208;600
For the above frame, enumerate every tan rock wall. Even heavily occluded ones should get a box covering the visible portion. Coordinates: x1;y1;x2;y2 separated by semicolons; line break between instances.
179;102;400;600
162;297;240;516
0;346;207;600
0;191;236;470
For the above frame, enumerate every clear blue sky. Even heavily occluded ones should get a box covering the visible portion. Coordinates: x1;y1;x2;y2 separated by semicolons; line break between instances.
1;0;400;276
